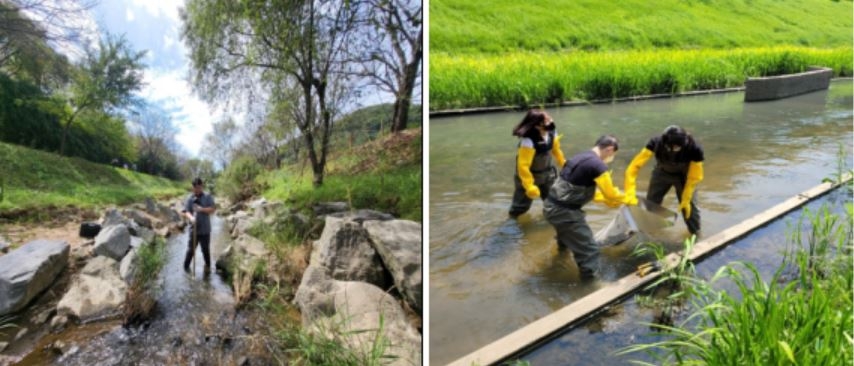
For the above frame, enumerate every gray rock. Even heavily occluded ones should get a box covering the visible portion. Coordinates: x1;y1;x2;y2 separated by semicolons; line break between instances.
0;240;69;316
129;236;145;249
100;208;126;228
50;315;68;331
82;239;94;247
57;256;127;322
0;235;9;253
93;225;130;261
0;341;7;353
231;217;257;238
247;198;267;210
145;197;157;214
312;202;350;216
364;220;423;312
123;209;152;229
312;217;387;287
119;247;139;283
157;203;181;223
136;227;156;244
13;327;27;342
254;201;284;221
308;281;421;366
31;308;54;325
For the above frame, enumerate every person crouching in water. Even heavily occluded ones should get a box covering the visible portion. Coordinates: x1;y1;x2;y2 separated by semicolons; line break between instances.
624;125;704;236
509;109;567;218
544;135;626;280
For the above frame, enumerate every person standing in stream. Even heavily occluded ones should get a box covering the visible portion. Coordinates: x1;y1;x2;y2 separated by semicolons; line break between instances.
182;177;216;273
624;125;704;236
509;109;568;218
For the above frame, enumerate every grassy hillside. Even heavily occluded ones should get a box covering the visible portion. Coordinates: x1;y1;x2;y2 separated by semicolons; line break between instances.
259;128;422;221
430;0;853;110
431;0;853;54
0;142;185;215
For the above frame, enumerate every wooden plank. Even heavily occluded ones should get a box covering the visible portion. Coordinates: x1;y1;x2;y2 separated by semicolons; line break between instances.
447;174;851;366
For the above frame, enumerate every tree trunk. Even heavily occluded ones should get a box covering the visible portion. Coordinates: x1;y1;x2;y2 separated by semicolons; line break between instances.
391;28;422;133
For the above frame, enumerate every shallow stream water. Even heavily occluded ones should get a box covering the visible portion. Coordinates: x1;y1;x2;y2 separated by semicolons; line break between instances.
429;80;853;365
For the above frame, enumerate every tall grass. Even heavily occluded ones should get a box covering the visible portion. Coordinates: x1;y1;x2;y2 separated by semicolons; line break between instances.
124;237;167;325
430;46;853;110
619;200;853;365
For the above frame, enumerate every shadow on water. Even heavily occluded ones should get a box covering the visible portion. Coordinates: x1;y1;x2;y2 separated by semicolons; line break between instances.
429;80;853;365
14;215;265;366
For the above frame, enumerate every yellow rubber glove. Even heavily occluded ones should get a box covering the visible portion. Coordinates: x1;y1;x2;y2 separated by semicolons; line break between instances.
624;148;653;206
594;171;625;204
680;161;704;219
517;147;540;199
593;190;621;208
551;134;567;169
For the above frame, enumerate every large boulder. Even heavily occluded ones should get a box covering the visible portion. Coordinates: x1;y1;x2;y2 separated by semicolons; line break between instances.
123;209;153;229
144;197;157;214
308;281;421;366
231;216;258;238
93;225;130;261
364;220;422;312
57;256;127;322
329;209;395;223
0;240;69;316
311;216;387;287
136;227;156;244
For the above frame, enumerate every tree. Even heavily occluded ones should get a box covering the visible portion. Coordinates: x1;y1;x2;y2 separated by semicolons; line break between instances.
201;116;237;171
60;34;145;156
182;0;361;186
0;0;98;67
353;0;422;133
131;103;181;179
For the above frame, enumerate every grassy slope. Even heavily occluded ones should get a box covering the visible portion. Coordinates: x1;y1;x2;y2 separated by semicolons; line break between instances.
259;128;422;221
0;142;185;214
431;0;853;54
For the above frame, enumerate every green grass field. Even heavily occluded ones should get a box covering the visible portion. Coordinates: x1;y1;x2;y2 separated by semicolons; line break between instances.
0;142;185;214
429;0;854;110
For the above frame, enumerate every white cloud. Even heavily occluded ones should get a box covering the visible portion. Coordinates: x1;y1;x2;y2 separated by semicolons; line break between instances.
126;8;135;22
163;34;176;50
141;68;221;156
131;0;181;22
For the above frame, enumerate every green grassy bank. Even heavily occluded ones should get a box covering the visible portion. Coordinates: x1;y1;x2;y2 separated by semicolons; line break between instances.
429;0;853;110
0;142;185;215
258;128;423;222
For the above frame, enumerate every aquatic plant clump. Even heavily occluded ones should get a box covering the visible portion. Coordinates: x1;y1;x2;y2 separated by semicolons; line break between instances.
619;200;853;365
430;46;852;110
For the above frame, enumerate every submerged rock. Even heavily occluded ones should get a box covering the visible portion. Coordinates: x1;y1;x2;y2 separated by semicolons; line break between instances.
0;239;69;316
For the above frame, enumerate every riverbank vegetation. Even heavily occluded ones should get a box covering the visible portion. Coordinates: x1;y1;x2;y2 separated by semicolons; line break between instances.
621;198;853;365
429;0;853;110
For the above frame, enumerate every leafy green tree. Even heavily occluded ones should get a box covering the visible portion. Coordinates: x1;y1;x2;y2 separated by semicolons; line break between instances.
182;0;362;187
60;34;145;156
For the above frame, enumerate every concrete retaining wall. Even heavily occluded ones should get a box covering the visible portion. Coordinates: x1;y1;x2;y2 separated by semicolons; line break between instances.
744;66;833;102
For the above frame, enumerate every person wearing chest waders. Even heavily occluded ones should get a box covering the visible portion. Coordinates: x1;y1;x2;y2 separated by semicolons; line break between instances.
624;125;704;235
182;178;216;274
544;135;627;280
509;109;567;218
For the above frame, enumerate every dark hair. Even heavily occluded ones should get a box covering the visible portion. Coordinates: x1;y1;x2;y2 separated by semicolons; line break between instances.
512;109;549;137
662;125;688;147
595;135;619;151
192;177;204;187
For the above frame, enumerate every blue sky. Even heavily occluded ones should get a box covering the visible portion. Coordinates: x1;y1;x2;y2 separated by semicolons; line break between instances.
48;0;415;157
88;0;217;157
